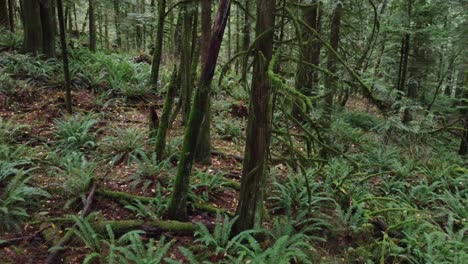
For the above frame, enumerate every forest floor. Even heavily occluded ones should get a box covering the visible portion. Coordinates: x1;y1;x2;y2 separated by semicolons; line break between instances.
1;50;466;264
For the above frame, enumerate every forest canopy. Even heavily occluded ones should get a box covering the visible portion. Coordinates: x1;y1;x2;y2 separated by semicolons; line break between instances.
0;0;467;263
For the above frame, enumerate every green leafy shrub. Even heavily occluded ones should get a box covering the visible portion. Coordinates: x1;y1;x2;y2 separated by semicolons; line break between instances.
55;153;96;195
343;111;382;131
72;215;173;264
0;159;50;231
0;29;22;50
0;73;17;95
53;114;98;153
129;150;171;190
101;127;146;165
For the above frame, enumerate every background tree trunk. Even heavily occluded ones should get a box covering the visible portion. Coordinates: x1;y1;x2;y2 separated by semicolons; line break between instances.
22;0;43;55
56;0;72;114
234;0;275;233
296;0;321;98
39;0;56;58
240;0;250;82
89;0;96;52
324;1;343;122
195;0;213;164
168;0;231;221
7;0;14;32
0;0;8;29
150;0;166;90
113;0;121;49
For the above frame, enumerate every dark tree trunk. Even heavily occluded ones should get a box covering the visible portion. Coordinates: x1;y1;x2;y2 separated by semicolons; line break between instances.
56;0;72;114
89;0;96;51
168;0;231;221
195;0;212;164
149;0;166;90
8;0;14;32
396;35;410;93
234;0;275;233
39;0;56;58
324;1;342;121
22;0;43;55
0;0;8;29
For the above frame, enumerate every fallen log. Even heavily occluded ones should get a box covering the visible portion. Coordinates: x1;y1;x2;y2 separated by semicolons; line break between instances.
91;219;196;236
97;188;235;216
211;149;244;162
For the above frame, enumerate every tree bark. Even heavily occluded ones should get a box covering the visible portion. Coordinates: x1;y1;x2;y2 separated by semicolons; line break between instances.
296;0;321;98
113;0;121;48
155;67;178;161
180;6;194;125
168;0;231;221
195;0;213;164
56;0;72;114
7;0;14;32
39;0;56;58
234;0;275;233
240;0;250;82
89;0;96;51
22;0;43;55
0;0;8;29
149;0;166;90
324;1;342;122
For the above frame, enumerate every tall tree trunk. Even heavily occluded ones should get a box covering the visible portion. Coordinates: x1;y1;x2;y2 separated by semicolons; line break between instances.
240;0;250;82
296;0;321;98
155;67;178;161
113;0;121;48
39;0;56;58
180;6;194;125
22;0;43;55
195;0;212;164
324;1;343;122
234;0;275;233
57;0;72;114
150;0;166;90
89;0;96;51
0;0;8;29
7;0;14;32
168;0;231;221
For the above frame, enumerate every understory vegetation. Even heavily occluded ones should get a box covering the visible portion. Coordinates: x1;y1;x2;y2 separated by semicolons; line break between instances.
0;0;467;263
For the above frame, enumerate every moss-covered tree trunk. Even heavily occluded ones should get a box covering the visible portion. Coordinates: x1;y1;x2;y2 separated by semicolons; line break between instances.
22;0;43;55
168;0;231;221
155;67;178;160
89;0;96;52
149;0;166;90
195;0;213;164
180;6;194;125
56;0;72;114
234;0;275;233
296;0;321;98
